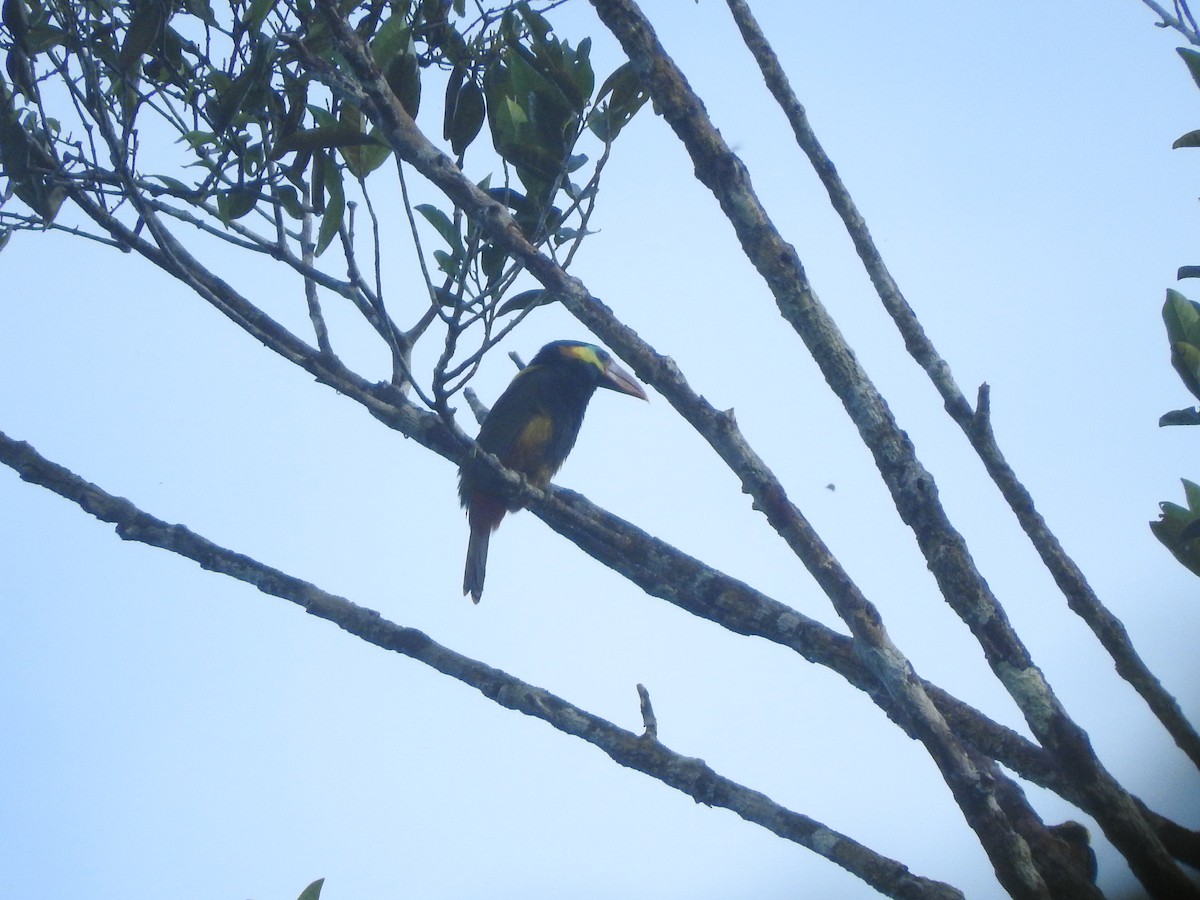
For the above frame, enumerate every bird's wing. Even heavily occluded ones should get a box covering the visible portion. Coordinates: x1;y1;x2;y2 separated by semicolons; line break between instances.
474;366;559;483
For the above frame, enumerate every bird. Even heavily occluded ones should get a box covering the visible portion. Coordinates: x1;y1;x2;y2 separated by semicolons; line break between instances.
458;340;647;602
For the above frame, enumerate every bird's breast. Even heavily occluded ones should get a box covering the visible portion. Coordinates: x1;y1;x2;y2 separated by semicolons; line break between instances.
504;413;558;486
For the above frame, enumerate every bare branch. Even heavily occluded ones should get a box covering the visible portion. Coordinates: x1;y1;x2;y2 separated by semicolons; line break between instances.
10;3;1200;892
636;683;658;741
0;428;965;900
299;183;334;357
587;1;1195;895
1139;0;1200;44
723;0;1200;778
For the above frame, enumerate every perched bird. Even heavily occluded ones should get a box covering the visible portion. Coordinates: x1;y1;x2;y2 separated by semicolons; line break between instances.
458;340;647;602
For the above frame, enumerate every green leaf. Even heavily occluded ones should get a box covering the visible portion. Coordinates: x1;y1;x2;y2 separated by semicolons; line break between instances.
338;104;391;179
216;185;258;222
433;248;459;276
374;18;420;117
1179;47;1200;92
571;38;595;103
496;288;551;315
316;191;344;255
507;48;572;139
314;151;344;255
1151;480;1200;577
24;23;68;56
1163;291;1200;401
1185;478;1200;512
246;0;275;32
271;125;378;158
370;14;410;68
481;243;507;285
118;0;169;73
14;178;66;223
182;0;216;26
482;62;517;151
414;203;464;258
448;79;485;156
1173;129;1200;149
349;130;391;177
3;0;30;44
180;129;216;150
521;29;592;114
5;48;34;100
1164;289;1200;345
1171;342;1200;402
442;66;465;141
384;52;421;118
1160;407;1200;425
276;184;303;218
516;2;551;42
589;61;648;142
296;878;325;900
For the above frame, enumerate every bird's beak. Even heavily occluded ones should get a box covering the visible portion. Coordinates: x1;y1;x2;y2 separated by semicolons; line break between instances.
600;359;648;400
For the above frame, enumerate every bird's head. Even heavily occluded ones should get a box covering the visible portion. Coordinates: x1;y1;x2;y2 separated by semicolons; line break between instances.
531;340;648;400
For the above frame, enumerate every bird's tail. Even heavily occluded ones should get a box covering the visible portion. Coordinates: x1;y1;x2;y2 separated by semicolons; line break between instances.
463;493;505;603
463;524;490;604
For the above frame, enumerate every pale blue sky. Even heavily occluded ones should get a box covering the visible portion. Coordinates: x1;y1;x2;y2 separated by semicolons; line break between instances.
2;3;1198;898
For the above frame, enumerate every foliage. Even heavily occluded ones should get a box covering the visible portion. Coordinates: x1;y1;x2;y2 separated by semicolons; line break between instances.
1152;50;1200;572
1163;289;1200;403
0;0;648;393
1150;478;1200;576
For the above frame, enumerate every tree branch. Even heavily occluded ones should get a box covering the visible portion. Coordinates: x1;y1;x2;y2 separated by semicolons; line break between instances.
1138;0;1200;44
302;9;1066;895
0;428;964;900
586;2;1195;895
21;147;1200;874
724;0;1200;779
42;145;1076;825
13;6;1200;888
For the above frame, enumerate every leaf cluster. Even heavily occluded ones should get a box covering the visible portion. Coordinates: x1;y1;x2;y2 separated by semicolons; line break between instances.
1164;288;1200;402
1152;51;1200;573
1150;478;1200;576
0;0;649;399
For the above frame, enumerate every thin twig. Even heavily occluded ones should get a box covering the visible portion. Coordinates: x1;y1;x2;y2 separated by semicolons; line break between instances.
636;683;658;740
300;183;334;356
1140;0;1200;44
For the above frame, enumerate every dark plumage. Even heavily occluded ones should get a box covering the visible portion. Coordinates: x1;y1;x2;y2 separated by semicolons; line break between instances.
458;340;647;602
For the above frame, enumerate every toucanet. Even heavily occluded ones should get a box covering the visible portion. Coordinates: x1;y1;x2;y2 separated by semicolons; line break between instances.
458;340;647;602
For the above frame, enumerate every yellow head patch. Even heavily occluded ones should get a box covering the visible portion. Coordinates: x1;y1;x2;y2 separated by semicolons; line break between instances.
561;343;605;371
